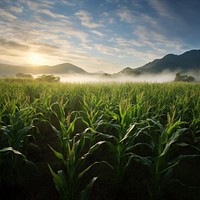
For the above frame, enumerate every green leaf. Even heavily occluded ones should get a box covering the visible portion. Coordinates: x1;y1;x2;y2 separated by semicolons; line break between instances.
51;124;60;136
166;119;182;136
49;145;64;160
48;166;70;199
132;154;152;167
78;162;100;180
13;125;34;149
75;134;85;155
0;146;25;158
88;141;105;154
160;128;187;157
80;177;98;200
120;124;135;143
57;170;71;200
66;117;76;135
106;141;117;154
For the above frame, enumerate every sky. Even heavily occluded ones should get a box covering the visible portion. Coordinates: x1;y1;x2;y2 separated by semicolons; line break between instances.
0;0;200;73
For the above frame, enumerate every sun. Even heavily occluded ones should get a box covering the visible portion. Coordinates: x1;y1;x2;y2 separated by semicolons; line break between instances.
29;53;45;66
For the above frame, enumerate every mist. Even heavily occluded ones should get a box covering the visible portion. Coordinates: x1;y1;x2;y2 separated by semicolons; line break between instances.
59;72;176;83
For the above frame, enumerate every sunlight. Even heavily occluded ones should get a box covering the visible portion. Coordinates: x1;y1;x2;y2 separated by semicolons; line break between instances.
28;53;45;66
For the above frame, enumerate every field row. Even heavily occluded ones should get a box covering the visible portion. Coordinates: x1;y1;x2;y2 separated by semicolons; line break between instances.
0;80;200;200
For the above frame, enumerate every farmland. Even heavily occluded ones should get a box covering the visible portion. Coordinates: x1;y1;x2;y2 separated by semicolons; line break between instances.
0;79;200;200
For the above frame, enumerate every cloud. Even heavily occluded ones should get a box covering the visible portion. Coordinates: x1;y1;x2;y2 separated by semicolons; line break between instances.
91;30;104;37
64;27;89;43
26;0;54;10
0;38;31;65
106;0;120;3
0;38;29;50
93;41;155;64
102;12;116;24
94;44;121;56
147;0;171;18
38;9;70;22
133;26;183;52
116;7;135;23
75;10;102;28
0;49;18;56
9;6;23;13
0;9;17;21
147;0;174;19
59;0;76;6
124;48;159;61
115;37;142;47
30;42;60;55
116;6;157;27
139;13;158;26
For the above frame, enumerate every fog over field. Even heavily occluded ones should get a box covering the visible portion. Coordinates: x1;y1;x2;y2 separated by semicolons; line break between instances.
58;72;175;83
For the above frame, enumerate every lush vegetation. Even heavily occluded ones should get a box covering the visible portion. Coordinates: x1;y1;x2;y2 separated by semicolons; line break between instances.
174;73;195;82
0;79;200;200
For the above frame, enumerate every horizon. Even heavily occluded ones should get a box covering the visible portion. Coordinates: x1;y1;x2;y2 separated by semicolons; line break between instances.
1;0;200;73
0;49;200;76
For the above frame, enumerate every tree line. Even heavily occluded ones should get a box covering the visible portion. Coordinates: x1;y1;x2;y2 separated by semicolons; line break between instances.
15;73;60;82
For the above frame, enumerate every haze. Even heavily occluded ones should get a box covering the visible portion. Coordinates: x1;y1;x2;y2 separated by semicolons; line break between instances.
43;72;174;83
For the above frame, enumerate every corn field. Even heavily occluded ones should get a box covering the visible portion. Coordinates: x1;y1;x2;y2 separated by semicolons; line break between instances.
0;79;200;200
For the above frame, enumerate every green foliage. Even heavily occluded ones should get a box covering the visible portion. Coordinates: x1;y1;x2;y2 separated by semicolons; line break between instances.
48;102;103;200
174;72;195;82
0;79;200;199
0;98;37;186
36;74;60;82
16;73;33;79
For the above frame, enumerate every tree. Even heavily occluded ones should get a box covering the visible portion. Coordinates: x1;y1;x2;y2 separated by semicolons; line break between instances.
187;75;195;82
36;74;60;82
174;73;195;82
16;73;33;79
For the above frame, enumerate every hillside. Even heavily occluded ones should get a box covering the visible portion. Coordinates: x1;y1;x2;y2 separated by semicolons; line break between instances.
45;63;88;74
115;67;141;76
116;49;200;75
137;49;200;73
0;63;88;76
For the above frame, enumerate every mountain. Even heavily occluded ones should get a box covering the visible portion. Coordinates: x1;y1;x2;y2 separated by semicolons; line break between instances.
116;67;141;76
136;49;200;73
1;49;200;77
47;63;88;74
0;63;24;76
0;63;88;76
116;49;200;75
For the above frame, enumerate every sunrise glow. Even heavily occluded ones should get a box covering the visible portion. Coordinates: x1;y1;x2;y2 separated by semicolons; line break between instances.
28;53;45;66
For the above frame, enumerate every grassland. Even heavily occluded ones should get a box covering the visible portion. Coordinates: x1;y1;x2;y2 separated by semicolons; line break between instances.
0;79;200;200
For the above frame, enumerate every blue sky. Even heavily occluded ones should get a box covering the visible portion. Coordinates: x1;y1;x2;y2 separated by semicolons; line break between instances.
0;0;200;73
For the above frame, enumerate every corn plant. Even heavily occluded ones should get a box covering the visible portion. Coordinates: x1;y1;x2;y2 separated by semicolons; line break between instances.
139;115;199;200
50;101;76;158
0;103;37;186
48;133;100;200
80;96;104;144
49;103;104;200
98;103;150;184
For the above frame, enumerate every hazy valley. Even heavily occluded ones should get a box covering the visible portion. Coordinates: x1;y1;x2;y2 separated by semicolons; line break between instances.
0;49;200;82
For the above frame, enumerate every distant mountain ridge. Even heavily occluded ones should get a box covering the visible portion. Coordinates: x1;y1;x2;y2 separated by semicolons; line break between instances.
118;49;200;75
0;63;88;76
0;49;200;77
115;67;141;76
